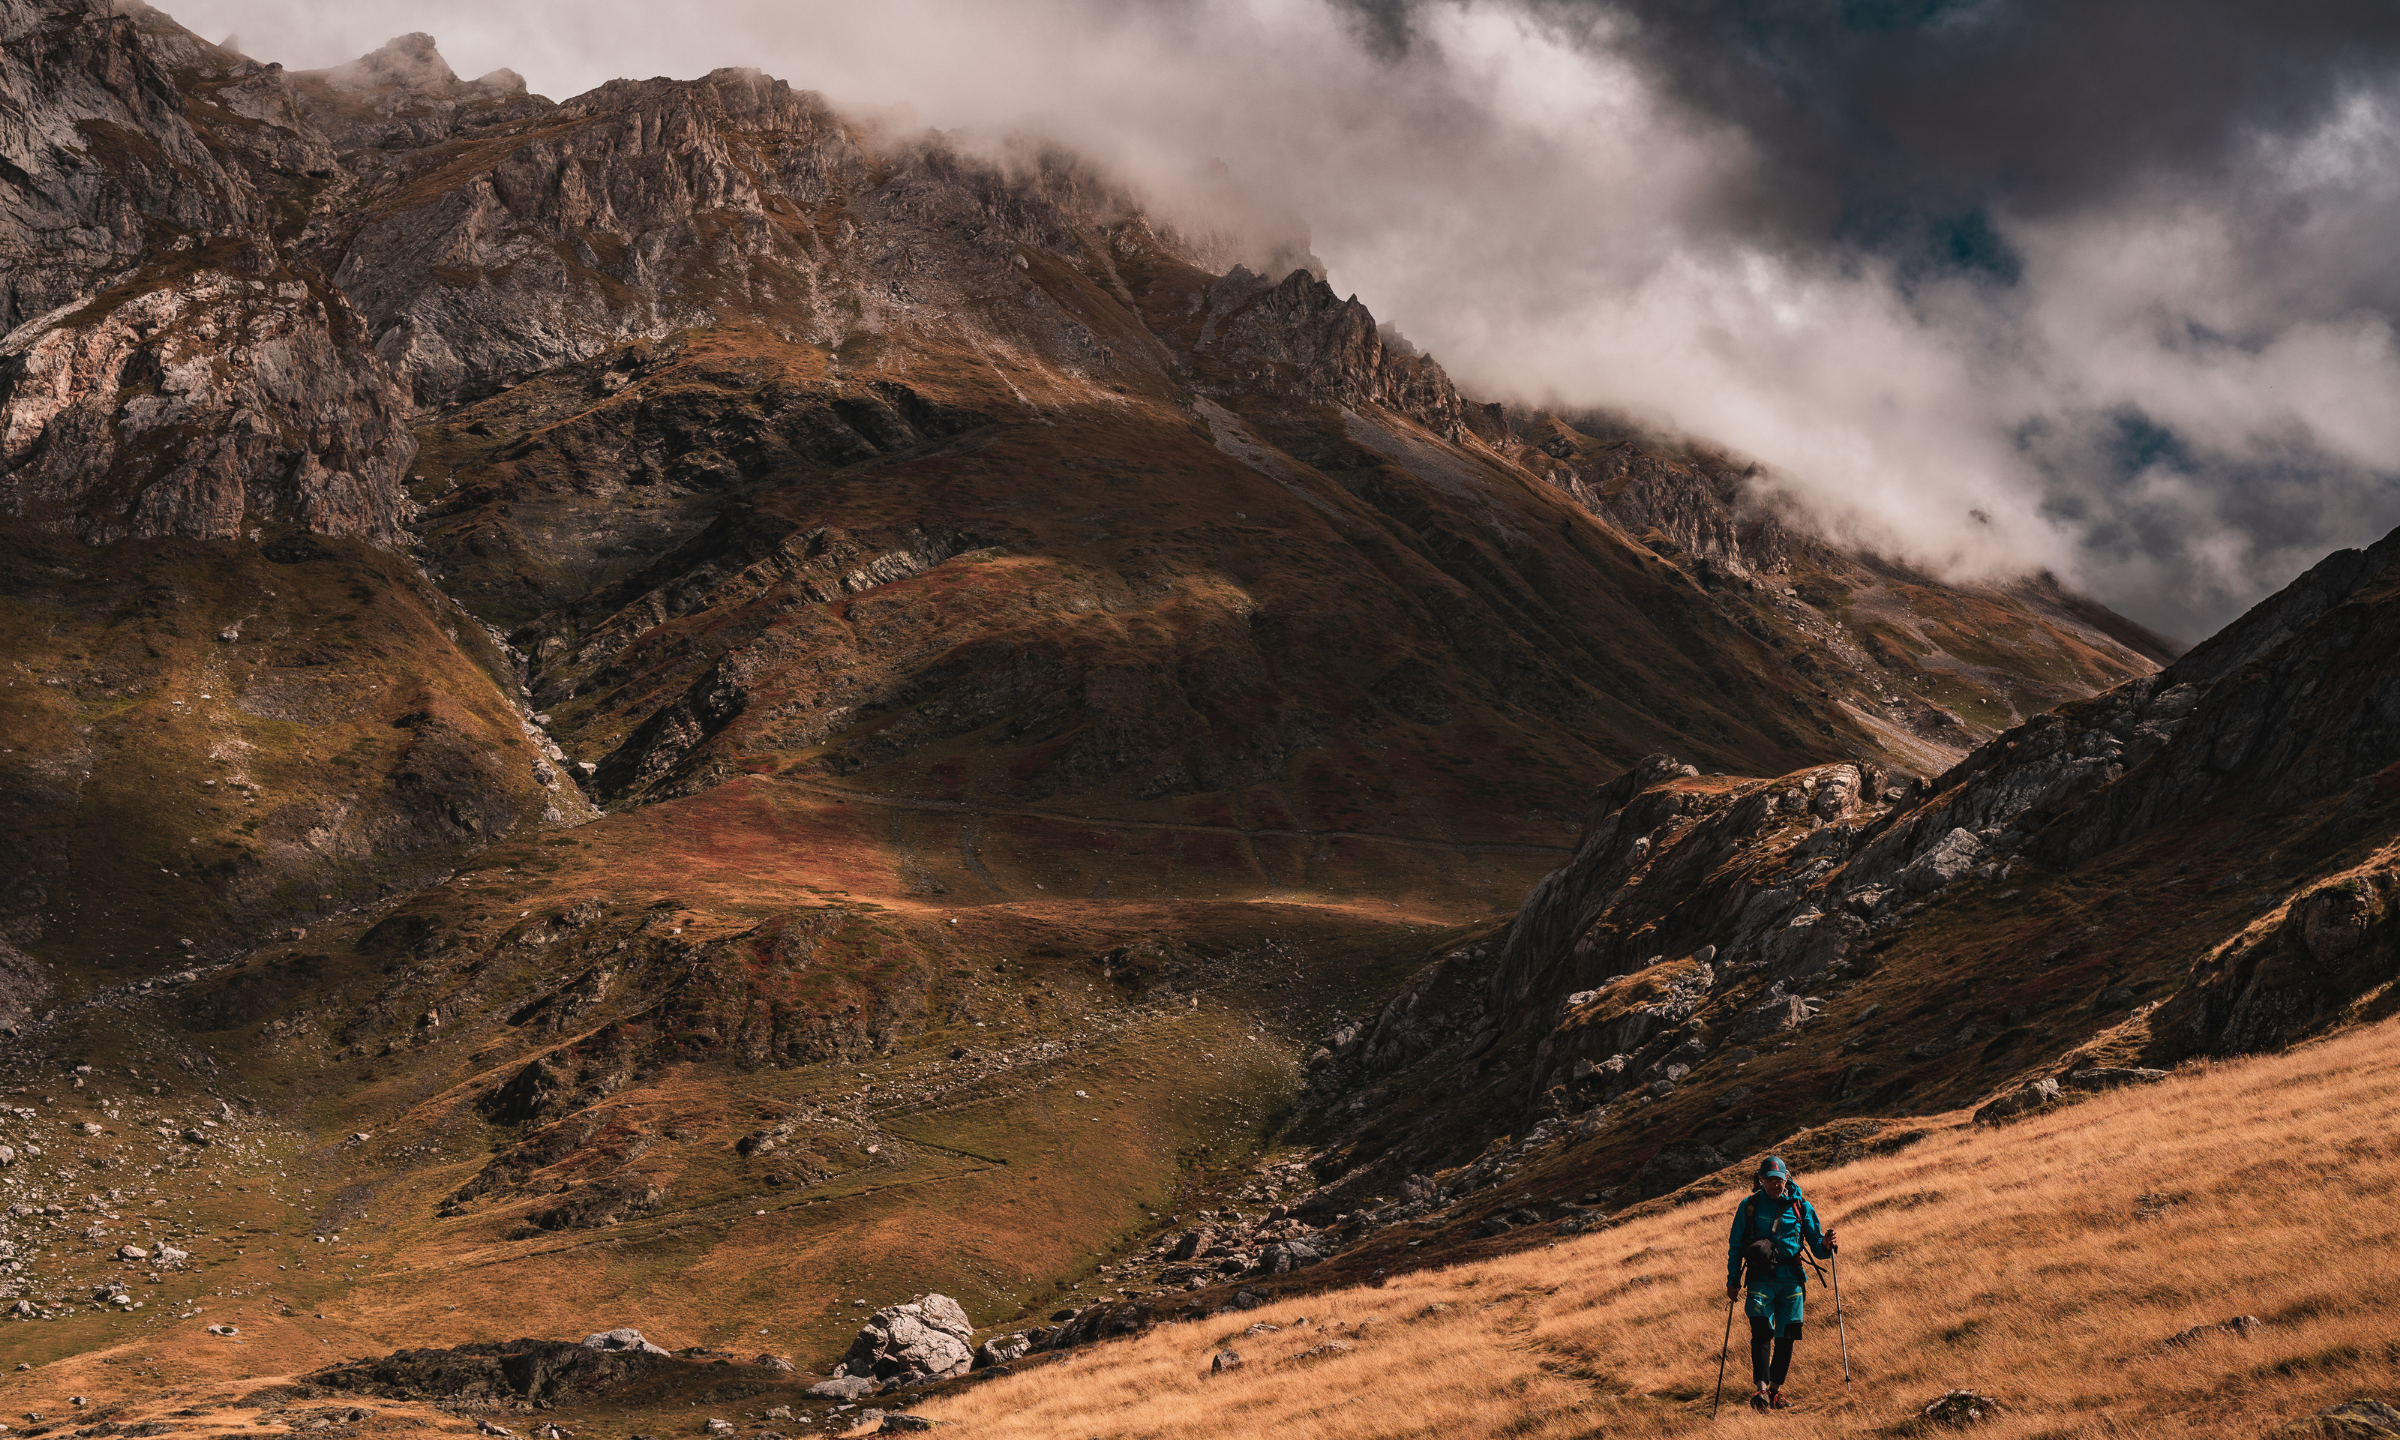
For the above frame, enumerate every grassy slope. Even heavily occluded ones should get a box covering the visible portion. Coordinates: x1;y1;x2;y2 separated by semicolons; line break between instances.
0;523;579;978
906;1013;2400;1440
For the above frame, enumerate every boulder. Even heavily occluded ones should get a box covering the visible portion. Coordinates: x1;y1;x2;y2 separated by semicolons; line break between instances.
2062;1066;2168;1091
2164;1315;2262;1348
1035;1301;1152;1350
1900;829;1986;894
1284;1341;1354;1364
115;1244;149;1261
2262;1399;2400;1438
750;1354;795;1372
877;1418;938;1435
309;1337;675;1403
154;1243;190;1265
805;1377;876;1402
836;1295;975;1387
582;1328;670;1356
971;1334;1029;1369
1210;1350;1242;1374
1921;1390;2002;1426
1734;993;1818;1041
700;1420;733;1436
1974;1078;2060;1124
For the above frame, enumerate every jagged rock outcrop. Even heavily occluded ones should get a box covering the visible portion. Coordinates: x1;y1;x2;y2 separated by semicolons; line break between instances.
2;267;414;543
307;1337;677;1402
1199;265;1466;438
289;32;546;153
2037;528;2400;866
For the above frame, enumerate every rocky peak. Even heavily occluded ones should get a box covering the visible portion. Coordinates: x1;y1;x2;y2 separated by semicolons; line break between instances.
1200;265;1466;439
291;31;548;152
310;32;524;101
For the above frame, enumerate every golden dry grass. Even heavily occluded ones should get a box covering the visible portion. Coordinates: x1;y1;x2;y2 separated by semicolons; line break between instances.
916;1017;2400;1439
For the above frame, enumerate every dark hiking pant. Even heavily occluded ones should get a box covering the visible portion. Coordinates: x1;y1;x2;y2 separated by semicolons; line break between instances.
1750;1315;1802;1387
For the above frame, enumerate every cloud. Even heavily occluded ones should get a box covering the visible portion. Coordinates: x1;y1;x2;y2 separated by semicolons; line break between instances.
154;0;2400;639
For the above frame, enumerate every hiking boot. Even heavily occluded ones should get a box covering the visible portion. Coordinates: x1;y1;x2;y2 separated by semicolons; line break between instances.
1748;1388;1771;1411
1768;1387;1792;1410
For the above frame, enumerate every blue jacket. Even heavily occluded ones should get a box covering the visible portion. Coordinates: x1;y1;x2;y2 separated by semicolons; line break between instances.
1726;1183;1832;1295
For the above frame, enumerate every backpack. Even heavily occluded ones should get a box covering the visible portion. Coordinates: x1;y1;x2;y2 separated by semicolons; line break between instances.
1739;1185;1818;1287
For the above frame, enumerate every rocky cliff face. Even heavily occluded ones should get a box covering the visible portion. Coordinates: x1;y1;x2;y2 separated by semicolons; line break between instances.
0;0;415;546
1280;524;2400;1232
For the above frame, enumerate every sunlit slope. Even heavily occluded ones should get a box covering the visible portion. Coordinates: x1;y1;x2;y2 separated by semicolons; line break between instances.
914;1015;2400;1440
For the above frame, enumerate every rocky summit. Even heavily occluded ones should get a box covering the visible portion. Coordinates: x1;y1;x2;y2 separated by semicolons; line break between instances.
2;2;2394;1437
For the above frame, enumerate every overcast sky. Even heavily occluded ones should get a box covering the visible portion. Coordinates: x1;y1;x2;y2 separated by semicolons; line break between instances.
165;0;2400;642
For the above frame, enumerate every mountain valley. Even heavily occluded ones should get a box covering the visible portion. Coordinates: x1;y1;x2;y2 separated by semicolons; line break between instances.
3;4;2397;1438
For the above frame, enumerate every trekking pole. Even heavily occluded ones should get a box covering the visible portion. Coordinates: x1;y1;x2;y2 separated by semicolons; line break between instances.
1711;1289;1735;1418
1831;1251;1852;1391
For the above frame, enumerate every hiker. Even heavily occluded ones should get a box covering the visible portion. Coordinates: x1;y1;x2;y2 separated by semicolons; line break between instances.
1724;1154;1837;1411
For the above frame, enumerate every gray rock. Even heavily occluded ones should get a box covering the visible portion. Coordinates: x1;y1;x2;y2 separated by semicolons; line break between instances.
1734;993;1817;1041
2261;1398;2400;1438
876;1419;937;1435
1973;1078;2060;1124
2163;1314;2261;1349
701;1420;733;1436
1920;1389;2002;1426
2061;1066;2168;1091
1210;1349;1243;1374
206;1323;239;1336
837;1295;974;1387
751;1354;795;1372
971;1334;1029;1369
1900;829;1987;894
581;1328;671;1356
805;1377;876;1402
1258;1240;1321;1275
